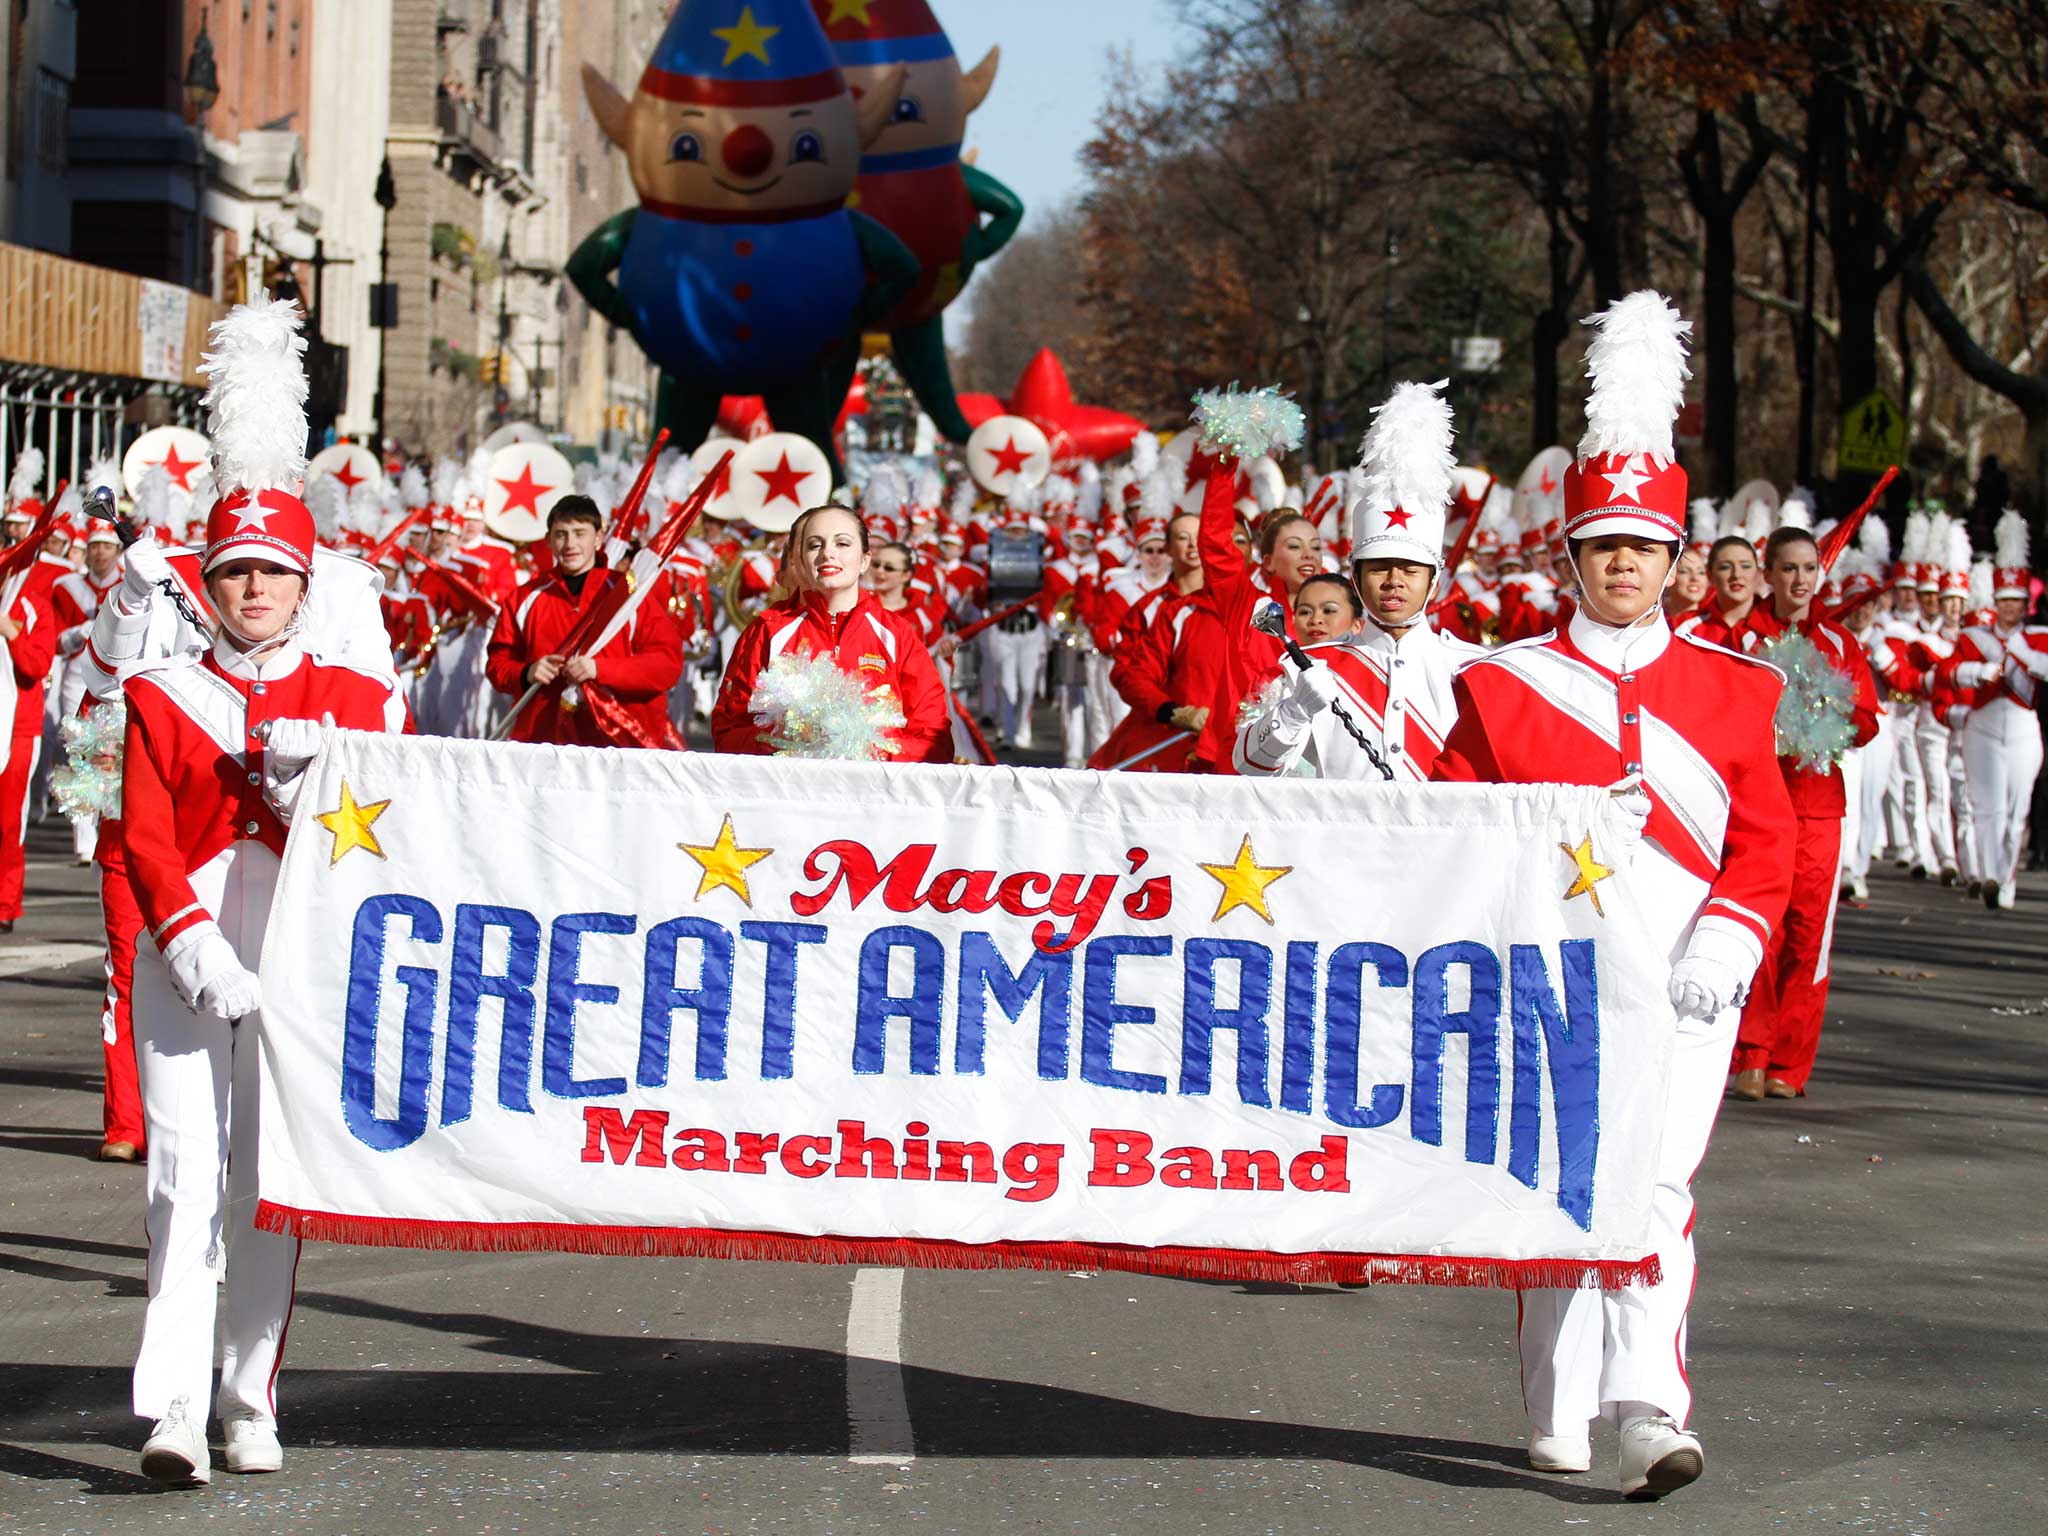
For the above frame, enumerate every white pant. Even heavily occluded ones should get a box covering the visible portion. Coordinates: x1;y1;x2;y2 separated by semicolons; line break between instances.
1962;700;2045;903
1950;736;1976;883
1911;716;1955;872
131;843;299;1429
1059;650;1124;767
1883;715;1918;859
1517;852;1727;1432
984;622;1048;748
1849;712;1898;882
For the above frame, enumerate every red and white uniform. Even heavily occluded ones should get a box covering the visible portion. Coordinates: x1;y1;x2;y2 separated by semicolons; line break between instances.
1234;620;1479;781
1730;611;1880;1094
1945;621;2048;905
48;565;121;859
484;566;684;748
1093;586;1206;772
1433;608;1795;1435
1841;617;1925;891
1;557;57;922
122;636;406;1432
711;590;951;763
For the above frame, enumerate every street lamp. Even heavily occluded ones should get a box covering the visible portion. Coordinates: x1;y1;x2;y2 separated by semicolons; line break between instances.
183;10;220;124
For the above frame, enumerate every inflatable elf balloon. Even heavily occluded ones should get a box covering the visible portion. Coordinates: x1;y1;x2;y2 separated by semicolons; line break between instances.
811;0;1021;443
567;0;919;474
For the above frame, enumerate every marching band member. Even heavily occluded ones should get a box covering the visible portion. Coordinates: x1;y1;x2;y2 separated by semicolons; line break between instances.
1091;511;1207;772
121;297;408;1486
1903;516;1966;881
484;494;684;748
1945;512;2048;910
1235;380;1481;781
869;539;944;645
1431;293;1795;1500
712;505;950;763
1679;534;1762;645
47;522;125;863
1727;525;1880;1099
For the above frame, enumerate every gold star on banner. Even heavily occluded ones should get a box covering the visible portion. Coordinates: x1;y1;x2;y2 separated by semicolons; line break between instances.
679;815;774;906
1558;834;1616;919
826;0;874;23
1198;834;1293;926
714;5;779;66
315;780;392;868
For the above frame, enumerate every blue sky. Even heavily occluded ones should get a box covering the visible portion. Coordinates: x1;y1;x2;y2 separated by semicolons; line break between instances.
944;0;1182;233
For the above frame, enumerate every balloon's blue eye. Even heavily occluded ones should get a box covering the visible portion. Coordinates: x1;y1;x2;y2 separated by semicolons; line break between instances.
669;133;702;163
790;130;824;163
893;96;923;124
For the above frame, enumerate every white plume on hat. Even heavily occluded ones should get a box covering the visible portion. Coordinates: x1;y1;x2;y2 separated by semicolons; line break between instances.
663;451;701;505
1995;508;2030;570
1577;291;1691;466
947;477;976;523
1901;507;1931;567
1137;467;1177;525
1077;463;1105;523
1777;497;1813;533
1858;510;1891;566
1969;556;1994;610
200;294;308;496
399;463;429;511
134;466;170;532
8;447;45;507
1946;516;1972;574
85;454;121;502
912;464;943;513
1128;429;1159;480
305;474;346;543
431;457;462;507
1351;378;1456;561
861;461;909;522
1688;497;1718;547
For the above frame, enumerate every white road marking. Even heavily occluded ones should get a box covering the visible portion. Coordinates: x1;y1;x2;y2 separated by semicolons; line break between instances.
845;1267;913;1466
0;942;102;979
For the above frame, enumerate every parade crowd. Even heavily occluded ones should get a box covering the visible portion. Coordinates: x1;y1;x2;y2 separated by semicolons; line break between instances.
3;289;2044;1502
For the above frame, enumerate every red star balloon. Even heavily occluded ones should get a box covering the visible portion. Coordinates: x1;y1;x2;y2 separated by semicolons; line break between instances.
957;347;1147;465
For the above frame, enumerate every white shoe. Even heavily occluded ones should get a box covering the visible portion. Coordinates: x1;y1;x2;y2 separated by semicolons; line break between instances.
1849;876;1868;900
1528;1429;1591;1473
223;1415;283;1473
140;1396;211;1486
1618;1414;1703;1499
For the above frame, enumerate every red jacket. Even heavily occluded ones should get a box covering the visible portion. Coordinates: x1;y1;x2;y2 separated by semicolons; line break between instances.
485;566;684;748
1433;617;1796;967
122;647;407;952
1743;609;1883;817
1091;586;1206;772
712;590;951;763
4;562;58;735
1192;471;1289;772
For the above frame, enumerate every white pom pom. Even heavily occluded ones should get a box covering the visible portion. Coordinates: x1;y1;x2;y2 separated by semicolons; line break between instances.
1357;379;1456;522
1577;291;1692;466
199;295;309;496
1995;509;2029;571
8;447;45;506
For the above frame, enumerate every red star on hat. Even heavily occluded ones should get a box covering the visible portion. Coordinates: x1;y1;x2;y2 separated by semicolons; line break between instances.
496;461;554;517
986;436;1032;478
154;443;203;493
754;452;812;508
1382;507;1415;530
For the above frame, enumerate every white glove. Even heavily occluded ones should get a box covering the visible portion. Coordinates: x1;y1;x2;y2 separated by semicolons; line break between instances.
58;621;90;657
121;538;173;600
262;713;334;776
261;712;335;822
1603;775;1651;858
1668;955;1740;1022
196;965;263;1024
1667;918;1758;1022
160;921;257;1019
1275;663;1340;729
1952;660;1994;688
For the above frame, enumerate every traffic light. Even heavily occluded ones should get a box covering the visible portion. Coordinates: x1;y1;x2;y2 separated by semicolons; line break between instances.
478;353;500;385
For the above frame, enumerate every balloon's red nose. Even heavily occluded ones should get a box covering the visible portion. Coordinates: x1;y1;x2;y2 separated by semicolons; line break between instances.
721;125;775;179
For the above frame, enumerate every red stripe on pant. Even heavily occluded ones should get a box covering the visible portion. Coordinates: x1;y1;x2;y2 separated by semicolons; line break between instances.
97;832;146;1149
1732;814;1844;1092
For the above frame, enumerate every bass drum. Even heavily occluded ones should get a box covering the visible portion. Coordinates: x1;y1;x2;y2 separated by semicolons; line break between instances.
984;527;1045;599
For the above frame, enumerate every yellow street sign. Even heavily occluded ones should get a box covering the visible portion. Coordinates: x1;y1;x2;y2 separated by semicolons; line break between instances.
1838;391;1905;474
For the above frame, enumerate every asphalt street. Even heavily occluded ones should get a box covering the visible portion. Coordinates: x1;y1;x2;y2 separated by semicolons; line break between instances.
2;811;2044;1536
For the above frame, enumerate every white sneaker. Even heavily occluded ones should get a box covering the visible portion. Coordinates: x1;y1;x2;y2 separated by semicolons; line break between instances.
1528;1429;1591;1473
223;1415;283;1473
1618;1414;1704;1499
140;1396;211;1486
1849;876;1869;901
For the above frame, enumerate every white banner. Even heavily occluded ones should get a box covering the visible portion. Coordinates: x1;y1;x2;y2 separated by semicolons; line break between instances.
256;734;1675;1288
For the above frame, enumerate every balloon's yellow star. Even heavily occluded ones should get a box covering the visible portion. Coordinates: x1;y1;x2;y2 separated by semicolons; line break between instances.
713;5;779;66
1198;834;1293;926
825;0;874;23
679;815;774;906
1559;834;1616;919
315;780;392;868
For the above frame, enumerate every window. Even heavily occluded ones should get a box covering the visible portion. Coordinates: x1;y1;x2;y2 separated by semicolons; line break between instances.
32;68;69;172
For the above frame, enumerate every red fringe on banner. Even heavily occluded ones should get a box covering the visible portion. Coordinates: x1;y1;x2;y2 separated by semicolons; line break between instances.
254;1202;1660;1290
